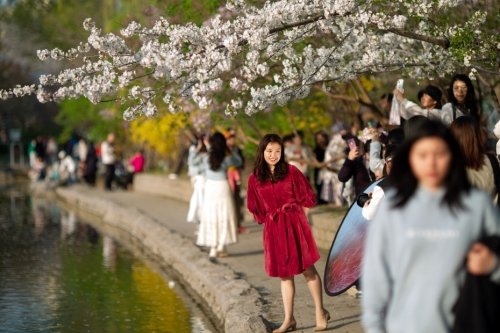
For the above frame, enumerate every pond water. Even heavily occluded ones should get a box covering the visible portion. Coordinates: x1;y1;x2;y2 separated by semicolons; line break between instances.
0;187;217;333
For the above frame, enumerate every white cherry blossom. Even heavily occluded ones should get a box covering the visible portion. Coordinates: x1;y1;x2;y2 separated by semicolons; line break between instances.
1;0;498;121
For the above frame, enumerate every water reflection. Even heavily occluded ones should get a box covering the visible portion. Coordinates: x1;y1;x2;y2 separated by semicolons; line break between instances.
0;189;216;333
60;210;77;239
103;236;117;272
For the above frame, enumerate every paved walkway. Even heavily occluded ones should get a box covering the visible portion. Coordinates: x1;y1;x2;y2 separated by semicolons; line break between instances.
69;184;363;333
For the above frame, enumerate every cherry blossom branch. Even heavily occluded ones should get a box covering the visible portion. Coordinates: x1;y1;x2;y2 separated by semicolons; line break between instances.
385;29;450;49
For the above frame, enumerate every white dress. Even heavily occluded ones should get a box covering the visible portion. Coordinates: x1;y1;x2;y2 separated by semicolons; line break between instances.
196;154;241;249
196;179;237;247
187;174;205;223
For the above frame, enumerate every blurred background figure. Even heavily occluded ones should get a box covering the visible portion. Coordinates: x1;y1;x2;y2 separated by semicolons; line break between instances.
125;149;145;190
318;128;347;207
313;131;329;205
45;136;58;166
379;93;393;117
187;134;207;228
168;132;193;180
285;131;314;181
35;136;46;161
101;133;116;191
84;142;98;187
361;145;397;221
338;140;375;199
369;128;405;179
76;137;87;182
28;157;46;181
393;84;442;121
450;116;499;203
225;131;248;234
404;115;431;138
28;139;36;167
58;151;76;186
442;74;481;126
282;134;294;148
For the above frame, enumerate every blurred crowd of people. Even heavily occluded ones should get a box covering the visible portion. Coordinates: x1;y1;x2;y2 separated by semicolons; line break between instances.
27;133;144;190
239;73;500;333
358;90;500;333
264;74;500;216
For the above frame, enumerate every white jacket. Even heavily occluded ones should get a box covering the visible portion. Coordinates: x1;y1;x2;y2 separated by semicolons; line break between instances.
101;141;115;165
59;156;76;174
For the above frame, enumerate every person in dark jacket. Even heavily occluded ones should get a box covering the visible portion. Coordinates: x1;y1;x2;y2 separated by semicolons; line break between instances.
84;142;98;187
338;141;375;196
313;131;329;204
452;236;500;333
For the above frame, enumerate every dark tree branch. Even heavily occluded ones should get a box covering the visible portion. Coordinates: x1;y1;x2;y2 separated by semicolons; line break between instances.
384;28;450;49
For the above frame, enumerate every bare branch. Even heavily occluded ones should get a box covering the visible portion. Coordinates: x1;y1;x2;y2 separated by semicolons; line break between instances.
385;28;450;48
471;65;500;76
321;88;387;124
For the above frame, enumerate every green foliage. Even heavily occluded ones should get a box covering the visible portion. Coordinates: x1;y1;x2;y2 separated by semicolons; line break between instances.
164;0;222;25
213;89;335;158
55;98;123;142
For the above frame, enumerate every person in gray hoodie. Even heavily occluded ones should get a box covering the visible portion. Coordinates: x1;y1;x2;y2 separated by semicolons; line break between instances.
362;121;500;333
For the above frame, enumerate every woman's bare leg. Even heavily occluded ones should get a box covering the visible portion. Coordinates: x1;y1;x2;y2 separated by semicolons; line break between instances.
303;265;328;326
277;276;296;329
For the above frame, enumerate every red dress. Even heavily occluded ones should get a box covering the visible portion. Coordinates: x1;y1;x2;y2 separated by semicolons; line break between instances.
247;164;320;278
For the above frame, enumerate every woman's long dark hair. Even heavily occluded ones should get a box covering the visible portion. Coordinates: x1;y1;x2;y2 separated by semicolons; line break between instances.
404;115;430;138
449;116;485;171
253;134;289;183
315;131;329;149
209;132;228;171
448;74;480;121
388;120;471;211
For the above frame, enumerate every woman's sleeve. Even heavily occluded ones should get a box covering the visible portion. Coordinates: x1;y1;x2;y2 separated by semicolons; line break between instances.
441;103;453;127
362;186;385;221
187;146;197;166
369;142;384;174
246;175;267;224
338;158;356;183
291;165;317;208
362;198;393;333
401;99;425;120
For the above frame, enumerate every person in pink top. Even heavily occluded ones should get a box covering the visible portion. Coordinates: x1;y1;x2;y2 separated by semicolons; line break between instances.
126;149;145;189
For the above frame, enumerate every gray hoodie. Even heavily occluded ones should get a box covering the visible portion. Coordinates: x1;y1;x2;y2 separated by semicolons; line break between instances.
362;186;500;333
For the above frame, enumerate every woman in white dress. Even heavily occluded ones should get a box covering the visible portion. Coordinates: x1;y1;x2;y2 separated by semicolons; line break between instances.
196;132;242;258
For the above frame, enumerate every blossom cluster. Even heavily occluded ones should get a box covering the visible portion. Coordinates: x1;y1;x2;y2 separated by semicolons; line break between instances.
1;0;498;120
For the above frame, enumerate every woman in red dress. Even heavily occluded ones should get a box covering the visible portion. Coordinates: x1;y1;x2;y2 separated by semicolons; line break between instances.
247;134;330;333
